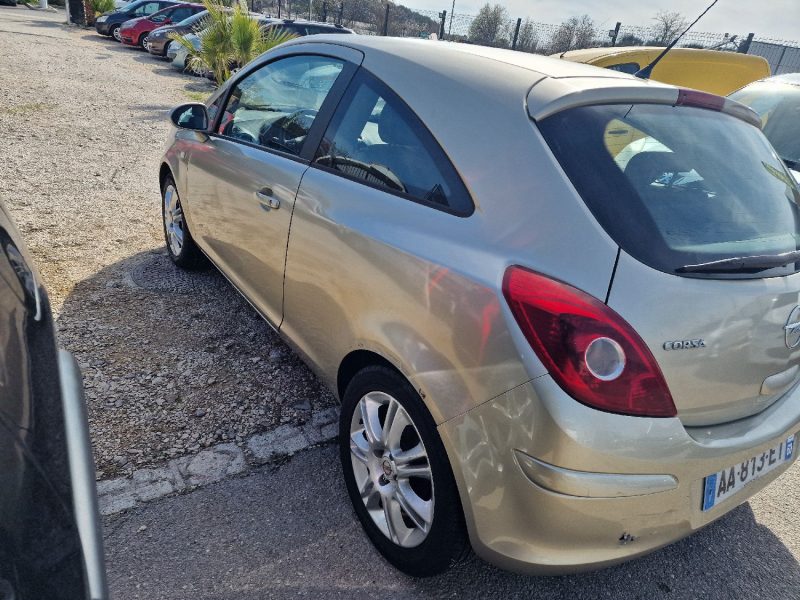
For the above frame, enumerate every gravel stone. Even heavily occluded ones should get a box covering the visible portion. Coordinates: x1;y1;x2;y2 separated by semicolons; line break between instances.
0;9;337;480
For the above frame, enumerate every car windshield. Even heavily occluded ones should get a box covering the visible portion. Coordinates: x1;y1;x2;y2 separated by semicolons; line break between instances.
730;82;800;170
538;103;800;279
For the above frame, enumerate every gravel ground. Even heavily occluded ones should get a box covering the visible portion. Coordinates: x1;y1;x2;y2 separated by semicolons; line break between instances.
0;7;335;479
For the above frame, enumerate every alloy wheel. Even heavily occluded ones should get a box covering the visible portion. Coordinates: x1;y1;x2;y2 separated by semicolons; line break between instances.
349;391;434;548
112;26;121;42
163;184;185;257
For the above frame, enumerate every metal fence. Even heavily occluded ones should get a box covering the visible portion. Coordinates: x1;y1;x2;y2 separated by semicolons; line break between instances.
264;1;800;74
748;39;800;74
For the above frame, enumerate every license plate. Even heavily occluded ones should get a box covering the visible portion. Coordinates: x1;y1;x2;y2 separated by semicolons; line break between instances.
702;434;795;511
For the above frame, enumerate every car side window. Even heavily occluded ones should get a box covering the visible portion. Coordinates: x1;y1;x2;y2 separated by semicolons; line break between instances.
133;1;160;16
216;55;345;157
313;71;472;214
168;7;193;21
606;62;640;75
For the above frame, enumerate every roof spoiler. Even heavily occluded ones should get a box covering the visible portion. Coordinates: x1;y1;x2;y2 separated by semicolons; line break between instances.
527;77;761;127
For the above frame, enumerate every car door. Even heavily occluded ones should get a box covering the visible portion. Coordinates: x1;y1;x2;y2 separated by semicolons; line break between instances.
282;68;484;396
185;49;360;326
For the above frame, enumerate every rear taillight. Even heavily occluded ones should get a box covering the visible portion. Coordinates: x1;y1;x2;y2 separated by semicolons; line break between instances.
502;266;676;418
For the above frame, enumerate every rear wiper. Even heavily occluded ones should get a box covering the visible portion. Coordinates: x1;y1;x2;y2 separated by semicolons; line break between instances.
676;250;800;274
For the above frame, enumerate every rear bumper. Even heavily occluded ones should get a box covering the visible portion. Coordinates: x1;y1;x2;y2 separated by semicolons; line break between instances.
146;37;168;55
59;350;108;600
438;374;800;574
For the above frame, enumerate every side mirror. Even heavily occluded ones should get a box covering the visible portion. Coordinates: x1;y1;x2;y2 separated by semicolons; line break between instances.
170;103;208;131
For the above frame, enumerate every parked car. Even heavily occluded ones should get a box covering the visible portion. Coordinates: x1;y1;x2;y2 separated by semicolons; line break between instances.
119;2;203;48
145;8;207;57
729;73;800;180
94;0;178;42
169;18;352;75
168;30;198;71
557;47;770;96
159;36;800;576
261;18;354;37
0;201;107;598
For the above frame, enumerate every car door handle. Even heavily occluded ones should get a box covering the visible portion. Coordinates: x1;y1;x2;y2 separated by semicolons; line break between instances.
255;188;280;210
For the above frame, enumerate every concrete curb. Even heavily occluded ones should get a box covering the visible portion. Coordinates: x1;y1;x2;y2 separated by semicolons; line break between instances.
97;407;339;516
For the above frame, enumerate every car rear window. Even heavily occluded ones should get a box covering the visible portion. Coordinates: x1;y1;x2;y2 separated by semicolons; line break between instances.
538;103;800;279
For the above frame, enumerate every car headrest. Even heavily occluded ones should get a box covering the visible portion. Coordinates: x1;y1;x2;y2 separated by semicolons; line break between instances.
377;104;417;147
624;151;689;189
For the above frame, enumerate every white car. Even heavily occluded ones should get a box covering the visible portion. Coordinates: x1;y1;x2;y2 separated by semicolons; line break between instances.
168;31;197;72
730;73;800;182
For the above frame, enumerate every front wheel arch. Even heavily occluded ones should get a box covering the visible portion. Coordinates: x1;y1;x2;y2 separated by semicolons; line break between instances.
158;162;173;192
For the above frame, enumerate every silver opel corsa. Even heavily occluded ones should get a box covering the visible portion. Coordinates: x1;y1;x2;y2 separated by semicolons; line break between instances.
159;35;800;576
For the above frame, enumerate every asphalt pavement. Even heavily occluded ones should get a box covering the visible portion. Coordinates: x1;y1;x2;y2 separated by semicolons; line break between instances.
105;445;800;599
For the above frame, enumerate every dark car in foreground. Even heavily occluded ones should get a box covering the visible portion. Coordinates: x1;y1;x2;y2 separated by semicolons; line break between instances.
145;8;207;56
120;2;203;48
94;0;177;42
0;202;107;599
730;73;800;181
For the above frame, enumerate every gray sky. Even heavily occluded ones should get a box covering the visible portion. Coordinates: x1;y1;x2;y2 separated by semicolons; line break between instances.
400;0;800;41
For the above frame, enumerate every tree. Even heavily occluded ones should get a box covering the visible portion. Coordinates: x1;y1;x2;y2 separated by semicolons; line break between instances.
171;0;296;83
573;14;596;49
651;10;686;46
549;15;595;54
515;18;538;53
616;33;643;47
468;3;509;47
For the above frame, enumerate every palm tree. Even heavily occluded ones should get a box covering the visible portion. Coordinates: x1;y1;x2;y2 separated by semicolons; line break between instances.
230;6;297;69
170;0;296;84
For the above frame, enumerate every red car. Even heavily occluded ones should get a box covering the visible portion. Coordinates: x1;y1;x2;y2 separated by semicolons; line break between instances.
120;3;204;48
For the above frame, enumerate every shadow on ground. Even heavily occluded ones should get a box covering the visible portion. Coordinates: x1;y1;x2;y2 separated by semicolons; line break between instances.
105;445;800;600
57;249;334;478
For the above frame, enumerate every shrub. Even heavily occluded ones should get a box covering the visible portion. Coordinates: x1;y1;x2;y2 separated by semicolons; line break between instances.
89;0;115;14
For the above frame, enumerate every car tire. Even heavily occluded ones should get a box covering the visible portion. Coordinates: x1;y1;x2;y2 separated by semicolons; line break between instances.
110;24;121;41
139;33;148;48
161;175;205;269
162;40;172;57
339;365;471;577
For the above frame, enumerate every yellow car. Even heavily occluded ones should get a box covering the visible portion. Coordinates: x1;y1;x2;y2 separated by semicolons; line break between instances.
557;47;770;96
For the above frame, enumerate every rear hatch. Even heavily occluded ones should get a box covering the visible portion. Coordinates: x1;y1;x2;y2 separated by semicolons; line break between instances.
538;97;800;426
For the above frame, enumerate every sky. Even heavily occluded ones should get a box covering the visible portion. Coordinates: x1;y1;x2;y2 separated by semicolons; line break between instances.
399;0;800;41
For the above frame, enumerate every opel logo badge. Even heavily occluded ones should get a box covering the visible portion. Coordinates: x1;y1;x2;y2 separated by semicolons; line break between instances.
784;305;800;349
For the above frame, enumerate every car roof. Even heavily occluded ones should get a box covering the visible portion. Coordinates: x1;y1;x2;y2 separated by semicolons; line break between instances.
264;36;759;126
280;36;686;116
763;73;800;87
285;35;643;80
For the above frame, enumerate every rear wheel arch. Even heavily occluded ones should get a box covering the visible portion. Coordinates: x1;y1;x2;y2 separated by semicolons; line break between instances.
337;349;402;401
